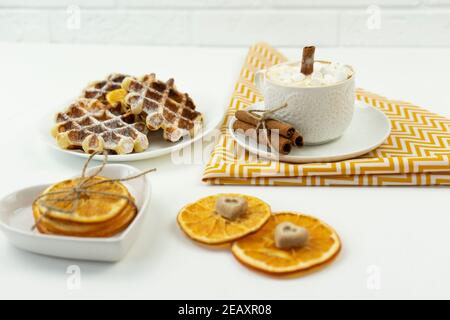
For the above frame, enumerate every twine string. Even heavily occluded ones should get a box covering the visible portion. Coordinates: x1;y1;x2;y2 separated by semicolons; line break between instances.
31;151;156;231
247;102;288;153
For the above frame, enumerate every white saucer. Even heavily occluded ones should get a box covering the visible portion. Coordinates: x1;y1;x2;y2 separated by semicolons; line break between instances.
0;164;151;262
229;101;391;163
39;101;224;162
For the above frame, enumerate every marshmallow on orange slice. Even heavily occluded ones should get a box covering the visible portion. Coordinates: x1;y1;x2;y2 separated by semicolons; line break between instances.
232;212;341;276
177;194;271;246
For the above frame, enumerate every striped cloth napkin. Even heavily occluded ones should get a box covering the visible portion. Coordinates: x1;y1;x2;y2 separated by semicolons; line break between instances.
202;43;450;186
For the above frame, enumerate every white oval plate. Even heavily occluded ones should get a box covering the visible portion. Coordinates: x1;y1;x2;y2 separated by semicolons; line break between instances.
0;164;151;262
39;102;224;162
229;101;391;163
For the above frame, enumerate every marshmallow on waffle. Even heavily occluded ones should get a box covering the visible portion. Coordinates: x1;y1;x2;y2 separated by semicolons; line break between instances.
122;74;203;142
82;73;128;103
52;99;149;155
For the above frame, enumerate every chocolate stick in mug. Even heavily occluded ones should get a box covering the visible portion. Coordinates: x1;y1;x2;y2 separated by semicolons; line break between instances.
301;46;316;76
235;110;296;138
233;120;292;155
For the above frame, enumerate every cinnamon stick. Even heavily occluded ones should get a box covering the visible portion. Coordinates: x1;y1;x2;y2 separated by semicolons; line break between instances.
290;131;304;147
233;120;292;155
301;46;316;76
235;110;296;138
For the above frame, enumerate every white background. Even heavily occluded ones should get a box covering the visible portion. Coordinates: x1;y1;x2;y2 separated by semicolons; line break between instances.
0;43;449;299
1;0;450;47
0;0;450;301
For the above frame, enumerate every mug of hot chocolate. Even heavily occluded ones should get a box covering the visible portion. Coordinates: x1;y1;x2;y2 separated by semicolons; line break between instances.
255;46;355;145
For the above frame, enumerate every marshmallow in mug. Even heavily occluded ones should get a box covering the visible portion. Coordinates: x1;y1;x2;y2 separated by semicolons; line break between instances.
267;61;353;87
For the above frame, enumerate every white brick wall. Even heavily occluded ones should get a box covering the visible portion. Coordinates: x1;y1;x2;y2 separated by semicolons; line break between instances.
0;0;450;46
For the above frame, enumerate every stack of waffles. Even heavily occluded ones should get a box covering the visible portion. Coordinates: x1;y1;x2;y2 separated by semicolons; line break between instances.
51;73;203;155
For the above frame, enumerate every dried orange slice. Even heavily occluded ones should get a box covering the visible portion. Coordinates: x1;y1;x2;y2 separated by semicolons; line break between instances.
33;202;137;238
106;88;127;106
35;176;131;223
177;194;271;245
232;212;341;276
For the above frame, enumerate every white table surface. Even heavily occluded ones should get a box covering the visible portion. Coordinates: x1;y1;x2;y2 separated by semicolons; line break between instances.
0;43;449;300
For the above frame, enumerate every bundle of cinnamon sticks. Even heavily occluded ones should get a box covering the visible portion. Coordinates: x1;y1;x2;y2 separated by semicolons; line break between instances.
233;110;303;155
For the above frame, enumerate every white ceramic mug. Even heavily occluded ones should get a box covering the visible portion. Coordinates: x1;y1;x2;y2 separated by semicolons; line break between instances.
255;61;355;145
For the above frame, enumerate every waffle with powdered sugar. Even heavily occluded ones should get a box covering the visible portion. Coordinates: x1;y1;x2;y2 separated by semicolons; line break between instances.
82;73;129;103
52;99;149;155
122;74;203;143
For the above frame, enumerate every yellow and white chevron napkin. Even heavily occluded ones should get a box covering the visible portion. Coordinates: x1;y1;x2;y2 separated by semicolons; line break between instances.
202;43;450;186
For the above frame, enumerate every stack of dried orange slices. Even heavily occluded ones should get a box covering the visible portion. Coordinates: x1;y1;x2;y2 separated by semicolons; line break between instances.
177;194;341;277
33;176;137;238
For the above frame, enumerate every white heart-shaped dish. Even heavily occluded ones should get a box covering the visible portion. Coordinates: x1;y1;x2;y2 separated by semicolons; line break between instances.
0;164;151;262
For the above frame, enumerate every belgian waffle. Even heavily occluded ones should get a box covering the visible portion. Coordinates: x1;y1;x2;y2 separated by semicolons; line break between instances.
122;74;203;142
82;73;128;103
52;99;149;155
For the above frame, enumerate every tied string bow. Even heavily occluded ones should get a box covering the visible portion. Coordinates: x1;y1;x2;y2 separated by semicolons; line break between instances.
32;151;156;231
247;102;288;153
